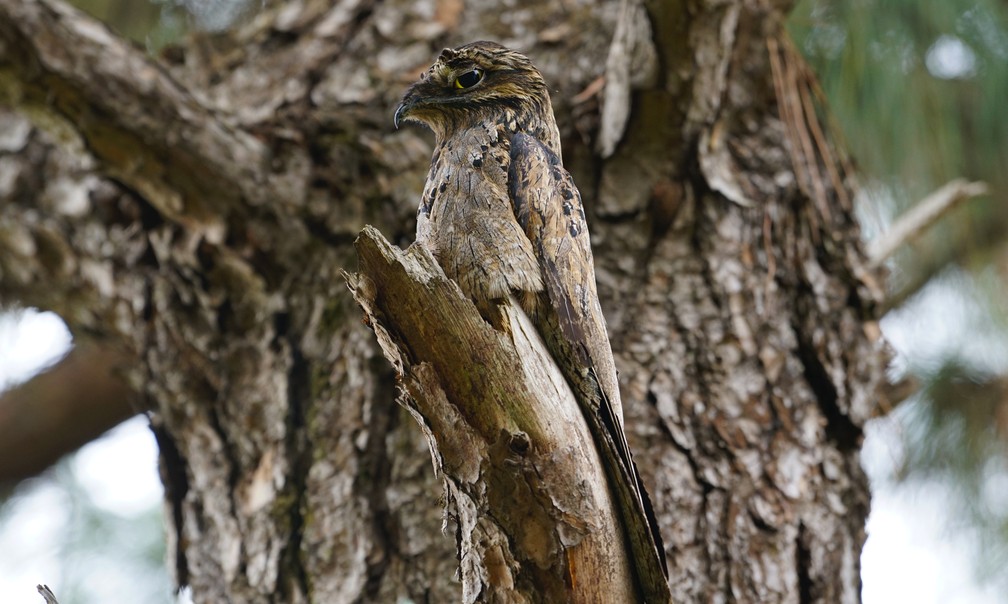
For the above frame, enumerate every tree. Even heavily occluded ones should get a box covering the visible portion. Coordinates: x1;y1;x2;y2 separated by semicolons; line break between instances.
0;0;886;601
793;4;1008;588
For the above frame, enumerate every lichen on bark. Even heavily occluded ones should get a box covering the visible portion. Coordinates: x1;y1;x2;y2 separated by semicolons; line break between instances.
0;0;886;601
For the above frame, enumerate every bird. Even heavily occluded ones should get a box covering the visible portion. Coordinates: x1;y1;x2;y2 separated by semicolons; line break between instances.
394;41;670;602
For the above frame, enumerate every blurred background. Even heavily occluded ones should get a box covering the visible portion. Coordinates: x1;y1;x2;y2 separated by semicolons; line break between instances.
1;0;1007;601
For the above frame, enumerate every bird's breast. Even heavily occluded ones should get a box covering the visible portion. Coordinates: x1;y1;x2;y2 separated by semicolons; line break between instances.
416;125;543;304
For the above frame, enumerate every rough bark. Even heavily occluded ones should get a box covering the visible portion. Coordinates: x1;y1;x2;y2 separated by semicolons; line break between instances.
0;0;886;602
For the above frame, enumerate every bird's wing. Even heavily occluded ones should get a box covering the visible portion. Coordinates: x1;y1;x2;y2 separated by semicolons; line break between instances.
507;132;670;602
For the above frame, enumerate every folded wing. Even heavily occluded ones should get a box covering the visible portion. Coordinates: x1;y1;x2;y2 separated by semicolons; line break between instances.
507;132;670;603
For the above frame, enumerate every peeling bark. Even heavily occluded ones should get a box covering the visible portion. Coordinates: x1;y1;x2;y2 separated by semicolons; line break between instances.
0;0;886;601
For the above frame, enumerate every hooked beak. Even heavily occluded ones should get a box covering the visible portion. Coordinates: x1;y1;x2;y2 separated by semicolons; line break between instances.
393;97;415;130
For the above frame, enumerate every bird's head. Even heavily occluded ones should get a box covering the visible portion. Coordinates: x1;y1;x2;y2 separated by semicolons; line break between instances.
394;41;551;140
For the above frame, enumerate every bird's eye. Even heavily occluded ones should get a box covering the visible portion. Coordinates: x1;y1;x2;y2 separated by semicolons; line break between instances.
453;69;484;89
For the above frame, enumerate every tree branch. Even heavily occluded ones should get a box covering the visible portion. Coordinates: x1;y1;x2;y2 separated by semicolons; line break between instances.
349;226;646;602
0;0;272;221
869;178;990;268
36;584;59;604
0;343;135;485
870;179;996;314
0;0;886;598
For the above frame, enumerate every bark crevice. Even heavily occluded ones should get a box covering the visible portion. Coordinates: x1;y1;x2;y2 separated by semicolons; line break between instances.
794;326;861;451
0;0;885;600
152;421;192;589
282;339;313;599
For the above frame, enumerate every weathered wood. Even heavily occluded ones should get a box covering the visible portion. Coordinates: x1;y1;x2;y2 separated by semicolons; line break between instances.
0;0;886;601
350;226;637;602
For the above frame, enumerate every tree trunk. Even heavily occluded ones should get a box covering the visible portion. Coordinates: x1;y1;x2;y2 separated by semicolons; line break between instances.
0;0;886;602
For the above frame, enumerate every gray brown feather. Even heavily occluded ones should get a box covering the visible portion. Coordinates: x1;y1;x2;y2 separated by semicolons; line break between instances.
508;133;669;601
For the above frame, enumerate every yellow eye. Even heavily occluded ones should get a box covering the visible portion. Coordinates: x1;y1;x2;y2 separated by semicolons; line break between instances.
453;69;484;89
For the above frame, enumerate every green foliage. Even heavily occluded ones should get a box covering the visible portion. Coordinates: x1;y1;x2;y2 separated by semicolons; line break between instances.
791;0;1008;591
68;0;258;51
0;462;172;604
56;467;173;604
69;0;181;50
898;360;1008;584
790;0;1008;201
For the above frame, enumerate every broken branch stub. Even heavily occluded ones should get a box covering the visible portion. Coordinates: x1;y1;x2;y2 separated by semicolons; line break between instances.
348;225;643;602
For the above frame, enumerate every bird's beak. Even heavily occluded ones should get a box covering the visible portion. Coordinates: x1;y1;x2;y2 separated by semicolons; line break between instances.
393;98;414;130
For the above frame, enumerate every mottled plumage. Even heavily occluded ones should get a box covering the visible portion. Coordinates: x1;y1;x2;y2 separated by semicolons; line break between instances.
395;41;669;602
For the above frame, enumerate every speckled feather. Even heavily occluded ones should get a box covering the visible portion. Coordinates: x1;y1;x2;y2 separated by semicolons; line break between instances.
397;41;670;602
508;133;670;603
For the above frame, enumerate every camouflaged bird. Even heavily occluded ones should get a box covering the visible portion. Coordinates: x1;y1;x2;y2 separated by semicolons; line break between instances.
395;41;671;602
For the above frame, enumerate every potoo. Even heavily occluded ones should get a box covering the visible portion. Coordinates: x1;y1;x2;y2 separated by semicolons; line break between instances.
395;41;670;602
